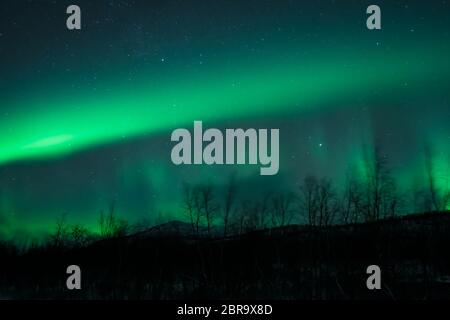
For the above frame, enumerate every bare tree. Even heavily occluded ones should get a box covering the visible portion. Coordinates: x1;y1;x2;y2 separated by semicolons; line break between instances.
299;175;319;226
50;213;68;248
98;203;129;239
192;186;204;235
182;182;198;235
222;174;238;237
70;224;90;247
198;184;219;236
342;172;363;224
316;178;337;227
382;177;398;219
252;197;270;230
271;193;294;227
183;182;219;236
237;200;250;234
362;145;397;222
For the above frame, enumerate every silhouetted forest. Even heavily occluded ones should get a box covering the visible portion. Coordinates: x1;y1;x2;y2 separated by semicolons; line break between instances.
0;145;449;299
1;211;450;299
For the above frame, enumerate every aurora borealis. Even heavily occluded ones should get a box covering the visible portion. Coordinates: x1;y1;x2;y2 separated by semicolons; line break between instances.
0;0;449;239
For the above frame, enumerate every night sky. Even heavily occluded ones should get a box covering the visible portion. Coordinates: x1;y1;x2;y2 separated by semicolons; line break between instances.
0;0;449;239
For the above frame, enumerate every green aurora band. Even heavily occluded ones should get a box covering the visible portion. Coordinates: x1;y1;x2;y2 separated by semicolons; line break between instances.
2;42;449;165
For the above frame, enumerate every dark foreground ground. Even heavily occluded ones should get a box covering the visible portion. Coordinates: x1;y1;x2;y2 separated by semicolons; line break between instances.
1;212;450;299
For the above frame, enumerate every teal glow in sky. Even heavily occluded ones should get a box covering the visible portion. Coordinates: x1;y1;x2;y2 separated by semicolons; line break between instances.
3;42;449;164
0;0;449;238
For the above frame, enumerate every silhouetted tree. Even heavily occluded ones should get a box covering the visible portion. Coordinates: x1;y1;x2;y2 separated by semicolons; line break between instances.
271;193;294;227
299;175;319;226
341;171;363;224
98;203;129;239
362;145;397;221
234;197;268;233
299;176;337;227
236;200;249;235
316;178;337;227
182;182;199;235
70;224;91;247
198;184;219;236
50;213;68;248
250;197;270;230
222;174;237;237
